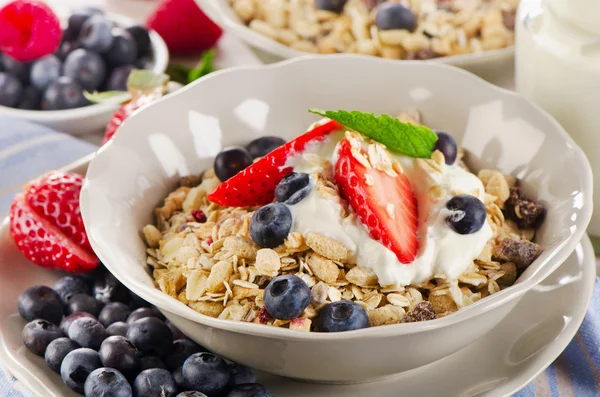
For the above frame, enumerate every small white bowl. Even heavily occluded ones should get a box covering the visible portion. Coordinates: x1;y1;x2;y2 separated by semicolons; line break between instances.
0;13;169;136
80;55;592;383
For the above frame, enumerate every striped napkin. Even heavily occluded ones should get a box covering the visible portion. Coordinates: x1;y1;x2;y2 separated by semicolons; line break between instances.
0;118;598;396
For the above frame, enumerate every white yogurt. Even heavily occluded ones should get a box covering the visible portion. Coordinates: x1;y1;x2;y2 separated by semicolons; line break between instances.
286;129;493;287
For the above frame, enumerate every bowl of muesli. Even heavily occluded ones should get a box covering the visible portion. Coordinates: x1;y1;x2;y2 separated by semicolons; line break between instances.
206;0;517;67
80;55;592;382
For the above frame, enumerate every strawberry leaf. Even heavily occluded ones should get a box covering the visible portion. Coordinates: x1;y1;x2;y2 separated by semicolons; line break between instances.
188;49;216;83
83;90;131;105
309;109;438;158
166;63;192;85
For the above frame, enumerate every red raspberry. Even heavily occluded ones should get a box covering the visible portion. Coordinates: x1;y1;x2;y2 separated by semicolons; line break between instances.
191;209;207;223
0;0;62;62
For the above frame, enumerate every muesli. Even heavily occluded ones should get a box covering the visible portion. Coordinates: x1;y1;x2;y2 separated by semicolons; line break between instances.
143;108;545;332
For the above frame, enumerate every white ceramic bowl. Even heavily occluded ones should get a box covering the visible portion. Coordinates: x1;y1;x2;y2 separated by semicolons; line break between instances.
80;55;593;383
0;13;169;136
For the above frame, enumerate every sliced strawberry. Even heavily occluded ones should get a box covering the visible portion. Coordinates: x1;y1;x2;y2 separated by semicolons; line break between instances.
208;120;341;207
334;138;418;263
10;194;99;273
24;172;92;252
102;100;140;145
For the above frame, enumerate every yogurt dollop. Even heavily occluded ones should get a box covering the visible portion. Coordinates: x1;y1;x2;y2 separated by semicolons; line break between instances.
286;128;493;287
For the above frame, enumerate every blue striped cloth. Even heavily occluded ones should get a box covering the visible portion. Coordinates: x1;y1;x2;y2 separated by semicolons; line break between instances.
0;118;598;396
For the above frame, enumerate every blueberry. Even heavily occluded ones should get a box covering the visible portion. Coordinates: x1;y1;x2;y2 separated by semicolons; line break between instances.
54;275;91;304
99;302;132;327
66;294;104;317
250;203;293;248
127;307;165;324
105;64;134;91
130;292;152;309
99;335;141;376
17;285;63;325
227;383;273;397
375;3;417;31
85;367;132;397
314;0;347;13
106;321;129;337
228;363;256;387
177;392;208;397
16;86;41;110
63;48;107;91
45;337;79;373
42;76;90;110
61;348;102;393
434;131;458;165
79;15;115;53
139;356;167;371
64;7;104;41
0;72;23;107
316;300;369;332
214;147;253;182
127;317;173;357
445;194;487;235
22;319;63;356
275;172;311;204
29;55;62;91
172;366;185;390
1;56;30;83
68;317;107;350
264;275;310;320
133;369;177;397
94;273;131;304
126;25;152;58
80;262;108;284
246;136;286;158
55;39;79;61
165;320;186;340
60;312;96;335
106;30;138;67
0;54;3;72
182;352;231;395
165;339;204;370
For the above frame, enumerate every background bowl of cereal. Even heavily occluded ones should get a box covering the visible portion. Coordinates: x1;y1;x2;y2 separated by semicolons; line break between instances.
206;0;517;76
80;55;592;383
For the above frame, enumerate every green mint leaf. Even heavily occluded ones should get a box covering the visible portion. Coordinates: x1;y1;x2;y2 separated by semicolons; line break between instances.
83;90;130;105
166;64;192;85
309;109;438;158
127;69;170;91
188;49;216;83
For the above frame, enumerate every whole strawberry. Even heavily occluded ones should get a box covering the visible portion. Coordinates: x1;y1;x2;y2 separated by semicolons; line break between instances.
9;171;99;273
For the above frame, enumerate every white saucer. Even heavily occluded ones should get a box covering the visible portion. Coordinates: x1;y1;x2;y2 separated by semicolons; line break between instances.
0;159;594;397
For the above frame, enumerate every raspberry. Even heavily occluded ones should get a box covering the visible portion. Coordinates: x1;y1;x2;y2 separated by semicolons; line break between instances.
0;0;62;62
191;209;207;223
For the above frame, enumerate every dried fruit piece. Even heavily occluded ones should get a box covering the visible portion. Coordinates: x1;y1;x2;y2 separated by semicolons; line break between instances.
504;187;546;229
401;301;437;323
493;238;542;270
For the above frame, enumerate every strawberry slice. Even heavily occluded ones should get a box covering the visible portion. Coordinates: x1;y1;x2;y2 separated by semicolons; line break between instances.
334;138;418;263
208;120;341;207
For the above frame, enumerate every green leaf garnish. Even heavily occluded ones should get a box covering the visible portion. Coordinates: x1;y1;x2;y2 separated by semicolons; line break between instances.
83;90;130;105
188;49;216;83
309;109;438;158
127;69;170;91
166;64;192;85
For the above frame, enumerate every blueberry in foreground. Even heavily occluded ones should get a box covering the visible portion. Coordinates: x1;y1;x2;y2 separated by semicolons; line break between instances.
1;55;30;83
22;319;63;356
45;337;79;373
30;55;62;91
106;64;134;91
246;136;286;158
250;203;293;248
99;335;141;376
227;383;273;397
17;86;41;110
139;356;167;371
85;367;132;397
66;293;104;317
165;319;186;340
60;348;102;393
228;363;256;386
214;147;253;182
60;312;95;335
106;29;138;67
165;339;203;370
264;274;311;320
434;131;458;165
133;368;177;397
316;300;369;332
172;366;185;390
126;25;152;58
445;194;487;235
182;352;231;395
375;3;417;31
127;317;173;357
275;172;311;204
127;306;165;324
17;285;63;325
68;317;107;350
106;321;129;337
99;302;132;327
63;48;107;91
79;15;115;53
0;72;24;107
315;0;347;13
177;392;207;397
53;275;91;304
94;273;131;304
42;76;89;110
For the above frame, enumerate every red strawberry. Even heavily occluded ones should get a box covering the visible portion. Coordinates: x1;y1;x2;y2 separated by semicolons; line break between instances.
208;120;341;207
9;171;99;273
0;0;62;62
334;138;419;263
146;0;223;56
102;100;142;145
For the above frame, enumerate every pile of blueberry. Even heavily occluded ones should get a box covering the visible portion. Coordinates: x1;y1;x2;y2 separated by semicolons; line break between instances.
0;7;152;111
18;266;272;396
